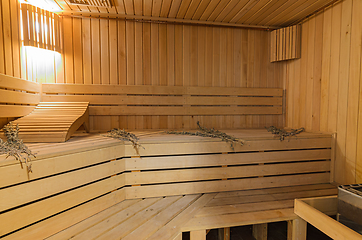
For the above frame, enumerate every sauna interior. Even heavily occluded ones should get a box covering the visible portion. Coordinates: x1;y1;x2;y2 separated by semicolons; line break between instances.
1;0;362;239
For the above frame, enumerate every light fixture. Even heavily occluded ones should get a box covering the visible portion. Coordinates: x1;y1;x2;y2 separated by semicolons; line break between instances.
20;2;61;52
69;0;113;8
19;0;61;12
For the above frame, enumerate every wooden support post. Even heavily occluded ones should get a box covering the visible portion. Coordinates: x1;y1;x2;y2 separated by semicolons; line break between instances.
287;218;307;240
218;227;230;240
173;232;182;240
190;230;206;240
252;223;267;240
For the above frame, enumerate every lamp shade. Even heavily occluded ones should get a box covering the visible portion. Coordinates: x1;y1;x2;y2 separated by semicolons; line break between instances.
21;3;61;52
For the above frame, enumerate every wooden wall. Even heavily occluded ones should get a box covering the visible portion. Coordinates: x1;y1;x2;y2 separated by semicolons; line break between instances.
0;0;62;83
0;0;284;131
60;17;284;130
284;0;362;184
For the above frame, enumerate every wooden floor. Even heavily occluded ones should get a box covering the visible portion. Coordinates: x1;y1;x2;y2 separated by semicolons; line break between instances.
46;183;337;240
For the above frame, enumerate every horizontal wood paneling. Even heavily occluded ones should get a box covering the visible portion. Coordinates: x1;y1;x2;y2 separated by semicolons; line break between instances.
0;74;40;118
284;0;362;185
42;85;283;124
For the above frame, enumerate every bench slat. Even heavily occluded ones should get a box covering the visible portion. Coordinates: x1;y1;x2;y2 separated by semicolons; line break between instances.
125;161;330;185
0;89;40;105
0;160;125;212
0;105;35;118
1;189;125;240
42;84;283;96
73;197;168;240
122;195;200;240
42;95;282;106
125;173;330;199
89;106;282;116
125;149;331;170
182;208;296;231
45;199;141;240
147;193;216;240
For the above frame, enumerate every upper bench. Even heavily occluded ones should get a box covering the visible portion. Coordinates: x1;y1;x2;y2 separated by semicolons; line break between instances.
41;84;283;116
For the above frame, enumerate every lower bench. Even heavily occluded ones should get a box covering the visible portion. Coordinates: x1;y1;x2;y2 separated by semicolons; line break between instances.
45;183;337;240
0;130;335;239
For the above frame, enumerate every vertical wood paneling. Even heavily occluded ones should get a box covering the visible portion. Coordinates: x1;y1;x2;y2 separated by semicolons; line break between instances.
59;19;282;131
0;0;4;74
345;0;360;184
284;0;362;184
336;0;352;184
353;0;362;183
63;17;74;83
10;0;20;78
82;18;92;84
118;20;126;85
2;0;13;76
0;0;283;132
319;7;332;132
91;18;100;84
73;18;83;84
100;19;110;84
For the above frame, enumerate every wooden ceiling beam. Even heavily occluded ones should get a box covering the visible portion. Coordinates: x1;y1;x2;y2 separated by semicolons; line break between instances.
59;10;279;30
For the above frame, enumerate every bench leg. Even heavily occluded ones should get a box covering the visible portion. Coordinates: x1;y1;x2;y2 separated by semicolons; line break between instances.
287;218;307;240
252;223;268;240
218;227;230;240
190;230;206;240
173;232;182;240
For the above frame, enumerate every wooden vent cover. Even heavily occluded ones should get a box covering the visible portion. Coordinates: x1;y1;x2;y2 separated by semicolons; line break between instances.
270;25;301;62
69;0;113;7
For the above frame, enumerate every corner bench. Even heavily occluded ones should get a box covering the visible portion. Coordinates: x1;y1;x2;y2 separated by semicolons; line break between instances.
0;130;336;239
47;184;337;240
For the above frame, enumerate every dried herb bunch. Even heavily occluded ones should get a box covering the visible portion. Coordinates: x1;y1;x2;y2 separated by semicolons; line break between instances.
167;121;244;151
104;128;144;155
0;123;35;176
266;126;305;141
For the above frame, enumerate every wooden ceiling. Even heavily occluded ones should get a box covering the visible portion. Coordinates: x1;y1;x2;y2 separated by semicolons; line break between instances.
53;0;337;28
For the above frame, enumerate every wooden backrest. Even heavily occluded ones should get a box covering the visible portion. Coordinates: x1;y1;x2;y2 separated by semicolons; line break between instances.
0;74;40;118
42;84;283;116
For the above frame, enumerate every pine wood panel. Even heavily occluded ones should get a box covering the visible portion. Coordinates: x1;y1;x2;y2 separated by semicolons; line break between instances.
270;25;301;62
294;197;362;240
0;132;332;238
55;0;336;28
0;0;63;83
0;74;40;118
0;0;284;131
45;20;284;131
284;0;362;185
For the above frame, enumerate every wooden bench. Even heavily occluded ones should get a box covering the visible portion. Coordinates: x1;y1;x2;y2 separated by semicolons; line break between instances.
0;73;40;127
0;130;336;239
10;102;90;142
294;196;362;240
41;84;284;131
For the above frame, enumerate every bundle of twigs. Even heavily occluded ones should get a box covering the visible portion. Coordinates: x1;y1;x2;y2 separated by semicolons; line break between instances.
0;123;35;177
104;128;144;155
266;126;305;141
166;121;244;151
